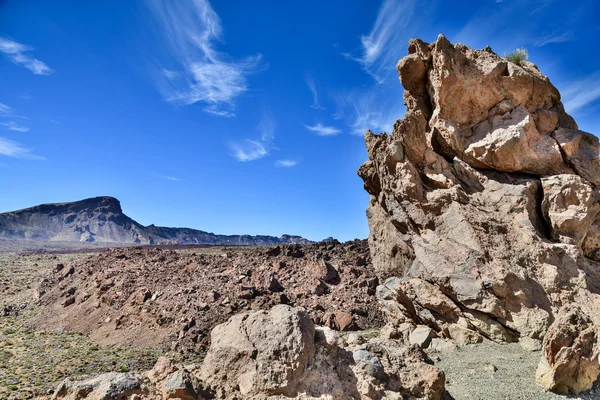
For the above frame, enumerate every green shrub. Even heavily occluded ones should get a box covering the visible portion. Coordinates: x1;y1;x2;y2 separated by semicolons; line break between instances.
0;349;12;361
505;48;528;66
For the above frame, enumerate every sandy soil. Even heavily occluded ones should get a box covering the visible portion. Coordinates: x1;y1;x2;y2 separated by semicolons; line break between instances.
435;340;600;400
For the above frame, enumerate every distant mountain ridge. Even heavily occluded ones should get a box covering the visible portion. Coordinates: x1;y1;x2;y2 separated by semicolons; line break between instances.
0;196;314;246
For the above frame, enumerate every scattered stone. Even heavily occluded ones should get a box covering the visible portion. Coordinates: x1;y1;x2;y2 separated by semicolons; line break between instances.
62;297;75;307
429;338;457;354
266;246;281;257
316;260;340;283
162;369;196;400
51;372;144;400
410;325;434;348
266;275;284;292
324;310;355;331
519;337;542;352
313;279;329;296
346;332;365;346
353;349;386;379
30;241;381;352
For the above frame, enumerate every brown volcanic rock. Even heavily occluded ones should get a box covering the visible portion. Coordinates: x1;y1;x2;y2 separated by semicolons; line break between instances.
31;241;382;352
49;306;445;400
536;307;600;394
199;306;445;400
199;305;315;398
358;34;600;391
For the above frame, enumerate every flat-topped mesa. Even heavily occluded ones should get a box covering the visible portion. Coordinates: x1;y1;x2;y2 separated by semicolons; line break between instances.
358;34;600;393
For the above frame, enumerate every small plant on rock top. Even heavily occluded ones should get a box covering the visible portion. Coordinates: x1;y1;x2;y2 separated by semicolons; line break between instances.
505;48;529;66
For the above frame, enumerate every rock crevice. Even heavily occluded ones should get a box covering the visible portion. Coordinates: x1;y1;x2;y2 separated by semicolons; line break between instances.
359;34;600;393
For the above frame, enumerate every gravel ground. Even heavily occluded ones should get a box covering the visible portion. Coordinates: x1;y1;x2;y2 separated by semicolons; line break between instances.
435;340;600;400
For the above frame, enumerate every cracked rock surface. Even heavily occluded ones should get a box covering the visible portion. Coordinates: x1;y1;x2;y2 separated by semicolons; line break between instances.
358;35;600;393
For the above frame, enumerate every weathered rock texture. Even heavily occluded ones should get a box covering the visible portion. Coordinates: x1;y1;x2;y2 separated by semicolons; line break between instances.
358;35;600;391
50;356;206;400
49;306;445;400
199;305;316;398
536;307;600;394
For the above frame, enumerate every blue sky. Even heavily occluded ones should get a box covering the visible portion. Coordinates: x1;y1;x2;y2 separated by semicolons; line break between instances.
0;0;598;241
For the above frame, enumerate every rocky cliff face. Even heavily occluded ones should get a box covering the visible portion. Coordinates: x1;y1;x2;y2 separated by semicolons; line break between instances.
0;197;149;244
0;196;313;246
358;35;600;391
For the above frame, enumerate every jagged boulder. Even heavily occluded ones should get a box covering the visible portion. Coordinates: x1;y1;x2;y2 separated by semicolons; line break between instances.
536;307;600;393
358;34;600;390
51;372;150;400
50;359;206;400
299;327;445;400
541;174;600;248
198;305;316;398
197;306;445;399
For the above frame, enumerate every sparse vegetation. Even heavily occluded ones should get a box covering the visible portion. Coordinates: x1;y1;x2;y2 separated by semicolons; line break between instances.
0;252;162;399
0;315;161;398
505;48;529;66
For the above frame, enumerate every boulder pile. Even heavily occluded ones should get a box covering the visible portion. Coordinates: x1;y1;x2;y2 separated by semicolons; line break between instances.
358;34;600;393
31;241;382;352
49;305;446;400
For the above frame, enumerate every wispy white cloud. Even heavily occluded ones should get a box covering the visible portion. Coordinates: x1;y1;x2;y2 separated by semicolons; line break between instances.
230;139;268;162
343;0;416;83
530;0;553;14
147;0;267;116
275;159;298;168
203;106;235;118
0;103;12;114
304;123;342;136
0;104;26;120
229;112;275;162
332;0;415;136
305;74;324;109
162;69;179;79
0;137;43;159
1;121;29;132
41;118;59;124
332;88;402;135
561;72;600;114
535;31;573;47
0;36;53;75
160;175;181;181
257;111;275;143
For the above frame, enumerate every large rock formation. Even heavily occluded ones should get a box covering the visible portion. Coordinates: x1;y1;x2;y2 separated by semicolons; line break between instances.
0;196;313;246
358;35;600;391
